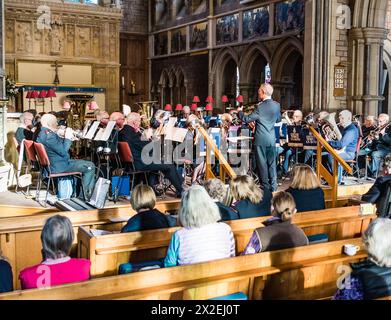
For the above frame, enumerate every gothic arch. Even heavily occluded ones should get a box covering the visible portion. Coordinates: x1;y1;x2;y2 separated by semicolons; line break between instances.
353;0;388;28
239;43;271;84
158;69;170;106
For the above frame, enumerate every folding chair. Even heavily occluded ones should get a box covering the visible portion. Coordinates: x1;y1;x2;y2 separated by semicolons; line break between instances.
345;137;363;180
33;142;86;206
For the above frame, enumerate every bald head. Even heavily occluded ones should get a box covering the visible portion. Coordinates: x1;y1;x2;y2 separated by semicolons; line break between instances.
110;112;125;129
259;83;274;101
41;114;58;130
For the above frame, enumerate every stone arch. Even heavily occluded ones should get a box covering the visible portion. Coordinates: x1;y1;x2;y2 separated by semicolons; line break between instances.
383;40;391;113
353;0;388;28
158;69;170;107
211;47;239;110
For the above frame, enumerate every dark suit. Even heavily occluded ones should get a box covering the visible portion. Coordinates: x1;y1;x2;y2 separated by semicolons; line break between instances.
362;175;391;217
121;209;177;233
118;125;184;195
238;99;281;191
231;188;272;219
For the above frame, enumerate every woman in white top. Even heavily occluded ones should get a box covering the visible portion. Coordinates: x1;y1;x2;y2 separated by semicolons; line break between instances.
164;185;236;267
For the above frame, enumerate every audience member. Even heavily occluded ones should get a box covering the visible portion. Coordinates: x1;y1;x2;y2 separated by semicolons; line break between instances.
230;175;272;219
0;251;13;293
164;186;235;267
19;215;90;289
362;154;391;218
242;192;308;254
203;179;238;221
286;164;325;212
122;185;177;233
333;218;391;300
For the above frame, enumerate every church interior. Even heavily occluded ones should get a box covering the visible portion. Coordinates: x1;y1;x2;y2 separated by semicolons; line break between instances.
0;0;391;302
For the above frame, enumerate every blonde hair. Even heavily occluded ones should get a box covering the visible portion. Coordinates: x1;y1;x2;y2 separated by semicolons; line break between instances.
272;192;297;222
290;164;321;190
230;175;263;204
130;184;156;212
179;186;221;228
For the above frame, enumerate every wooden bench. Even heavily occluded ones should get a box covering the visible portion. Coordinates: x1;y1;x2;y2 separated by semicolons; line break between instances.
77;206;375;278
0;238;366;300
0;199;181;289
0;205;58;218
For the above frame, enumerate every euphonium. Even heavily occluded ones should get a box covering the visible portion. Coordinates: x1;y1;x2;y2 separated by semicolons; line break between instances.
322;112;342;141
282;111;293;125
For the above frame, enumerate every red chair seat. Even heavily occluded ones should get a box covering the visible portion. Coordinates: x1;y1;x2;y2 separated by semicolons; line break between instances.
49;172;82;178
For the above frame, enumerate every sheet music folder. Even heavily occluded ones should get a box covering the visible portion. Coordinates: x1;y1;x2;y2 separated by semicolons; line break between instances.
94;121;116;142
84;121;100;140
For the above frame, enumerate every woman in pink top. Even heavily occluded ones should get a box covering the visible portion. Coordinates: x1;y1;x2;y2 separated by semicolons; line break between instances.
19;215;90;290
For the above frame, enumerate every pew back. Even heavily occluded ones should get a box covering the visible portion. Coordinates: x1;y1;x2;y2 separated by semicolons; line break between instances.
0;238;366;300
78;206;375;278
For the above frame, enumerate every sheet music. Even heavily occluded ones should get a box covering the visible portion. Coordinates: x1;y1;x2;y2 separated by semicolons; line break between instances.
165;127;188;142
82;120;92;139
93;128;105;141
85;121;100;140
98;121;116;142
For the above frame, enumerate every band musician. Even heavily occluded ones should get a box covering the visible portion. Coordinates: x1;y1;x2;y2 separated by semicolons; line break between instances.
237;83;281;192
369;114;391;177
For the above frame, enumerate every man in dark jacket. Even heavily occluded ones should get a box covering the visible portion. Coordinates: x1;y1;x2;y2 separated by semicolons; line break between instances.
36;114;96;199
118;112;183;197
237;83;281;192
362;154;391;217
370;114;391;177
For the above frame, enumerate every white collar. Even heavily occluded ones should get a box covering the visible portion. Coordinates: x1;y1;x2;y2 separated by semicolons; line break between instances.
42;256;71;265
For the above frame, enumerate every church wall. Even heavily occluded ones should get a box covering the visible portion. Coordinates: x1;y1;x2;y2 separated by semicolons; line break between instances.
121;0;149;34
4;0;122;113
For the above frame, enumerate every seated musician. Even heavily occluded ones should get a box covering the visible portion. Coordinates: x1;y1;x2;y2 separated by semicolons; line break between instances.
15;111;34;144
121;184;177;233
0;250;13;293
230;175;272;219
37;114;96;199
19;215;91;289
95;110;110;125
203;179;238;221
118;112;184;197
362;115;377;138
333;218;391;300
361;154;391;218
369;113;391;177
176;105;191;128
242;192;308;254
327;110;359;184
286;164;325;212
164;186;235;267
282;110;303;174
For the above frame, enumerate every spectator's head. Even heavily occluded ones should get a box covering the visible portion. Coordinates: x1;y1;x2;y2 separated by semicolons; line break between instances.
179;185;221;228
292;110;303;124
20;112;34;128
271;192;297;222
364;115;376;128
382;154;391;176
290;164;321;190
40;114;58;131
258;83;273;101
230;175;263;205
41;215;74;260
339;110;352;128
364;218;391;267
110;112;125;129
126;112;142;132
130;184;156;212
204;179;228;203
378;113;390;127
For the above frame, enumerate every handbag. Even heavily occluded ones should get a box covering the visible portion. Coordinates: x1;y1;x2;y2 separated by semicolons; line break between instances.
57;177;74;200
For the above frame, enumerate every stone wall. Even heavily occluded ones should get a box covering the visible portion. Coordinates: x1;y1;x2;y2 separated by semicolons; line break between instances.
121;0;148;34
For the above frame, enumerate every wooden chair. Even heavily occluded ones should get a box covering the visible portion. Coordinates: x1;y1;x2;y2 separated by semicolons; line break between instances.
345;137;363;180
33;142;86;205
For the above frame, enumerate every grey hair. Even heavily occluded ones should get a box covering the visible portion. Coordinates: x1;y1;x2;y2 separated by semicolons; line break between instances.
383;154;391;170
379;113;390;122
20;111;33;123
179;185;221;228
41;215;74;260
40;114;58;130
260;83;274;97
203;179;228;203
340;110;352;122
364;218;391;267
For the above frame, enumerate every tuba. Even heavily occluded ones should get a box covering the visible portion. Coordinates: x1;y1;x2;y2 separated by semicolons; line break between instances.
322;112;342;141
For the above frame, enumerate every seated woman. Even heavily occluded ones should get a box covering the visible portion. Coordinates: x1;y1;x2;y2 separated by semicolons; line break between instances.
230;175;272;219
164;186;235;267
333;218;391;300
122;184;177;233
203;179;238;221
0;251;13;293
286;164;325;212
242;192;308;254
19;215;90;289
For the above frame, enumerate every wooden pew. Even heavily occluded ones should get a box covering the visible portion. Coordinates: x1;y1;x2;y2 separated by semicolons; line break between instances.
0;199;181;289
77;206;375;278
0;205;58;218
0;238;366;300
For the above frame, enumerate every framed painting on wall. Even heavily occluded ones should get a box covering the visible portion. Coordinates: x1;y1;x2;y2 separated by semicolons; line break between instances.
243;6;269;40
216;14;239;45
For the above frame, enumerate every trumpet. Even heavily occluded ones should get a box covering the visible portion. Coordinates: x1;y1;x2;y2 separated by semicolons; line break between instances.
361;122;391;149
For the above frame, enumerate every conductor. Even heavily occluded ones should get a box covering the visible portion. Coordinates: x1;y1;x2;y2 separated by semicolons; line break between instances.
237;83;281;192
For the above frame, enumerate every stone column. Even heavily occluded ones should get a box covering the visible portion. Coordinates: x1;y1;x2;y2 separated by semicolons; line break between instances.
349;28;388;116
0;0;6;162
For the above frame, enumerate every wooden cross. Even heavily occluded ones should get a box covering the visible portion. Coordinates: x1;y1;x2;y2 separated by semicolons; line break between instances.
51;60;63;86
